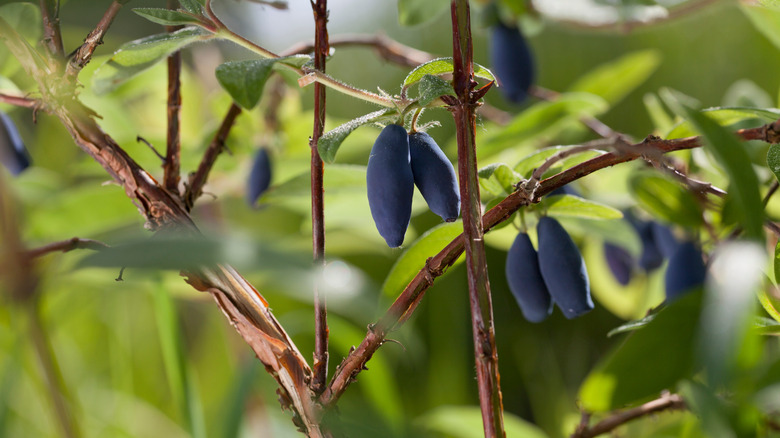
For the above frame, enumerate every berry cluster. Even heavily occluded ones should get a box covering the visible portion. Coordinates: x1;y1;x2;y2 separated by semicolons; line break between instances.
367;124;460;247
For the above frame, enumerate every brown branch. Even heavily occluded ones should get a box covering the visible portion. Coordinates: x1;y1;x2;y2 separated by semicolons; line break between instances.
65;0;126;77
450;2;505;436
164;1;183;196
571;392;686;438
0;93;39;108
281;33;434;68
321;119;780;407
39;0;64;60
26;237;109;258
184;103;242;210
309;0;330;396
764;180;779;207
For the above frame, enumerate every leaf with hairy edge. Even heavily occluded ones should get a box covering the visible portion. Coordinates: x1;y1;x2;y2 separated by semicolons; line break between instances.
215;59;276;110
663;90;765;241
178;0;204;14
403;57;495;88
92;27;213;94
417;74;456;107
568;50;661;106
542;195;623;220
381;222;464;297
478;163;521;196
767;144;780;183
317;109;394;164
132;8;203;26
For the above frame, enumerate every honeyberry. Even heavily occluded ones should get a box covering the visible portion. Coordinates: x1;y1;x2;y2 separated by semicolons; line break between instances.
505;232;553;323
603;242;634;286
246;147;272;207
489;21;535;104
409;131;460;222
366;124;414;247
651;222;679;259
537;216;594;319
664;241;706;302
0;111;31;176
625;214;664;272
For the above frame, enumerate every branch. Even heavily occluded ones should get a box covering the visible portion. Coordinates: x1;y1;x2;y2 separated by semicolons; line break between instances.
0;93;39;108
65;0;126;77
184;103;242;210
281;33;434;68
164;0;183;195
26;237;109;258
39;0;64;60
309;0;330;395
322;119;780;407
571;392;686;438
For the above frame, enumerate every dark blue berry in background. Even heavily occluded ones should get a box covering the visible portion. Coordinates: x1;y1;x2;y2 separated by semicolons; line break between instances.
537;216;594;319
489;21;535;104
367;124;414;248
506;232;553;323
548;184;579;198
665;241;707;302
0;111;31;176
627;216;664;272
409;132;460;222
603;242;634;286
651;222;679;259
246;147;272;207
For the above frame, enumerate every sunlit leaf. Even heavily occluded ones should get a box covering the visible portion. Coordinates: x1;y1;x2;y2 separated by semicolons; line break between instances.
403;57;496;88
607;313;657;338
317;109;394;163
666;106;780;139
568;50;661;105
416;405;548;438
741;4;780;52
132;8;203;26
542;194;623;220
478;162;520;196
215;59;276;109
628;173;702;229
416;74;456;107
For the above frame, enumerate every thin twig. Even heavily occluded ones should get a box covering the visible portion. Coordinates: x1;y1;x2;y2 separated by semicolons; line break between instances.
281;33;434;68
65;0;126;77
571;392;686;438
309;0;330;396
26;237;108;258
321;119;780;407
184;103;242;210
164;0;183;196
449;1;505;436
764;180;779;207
0;93;38;108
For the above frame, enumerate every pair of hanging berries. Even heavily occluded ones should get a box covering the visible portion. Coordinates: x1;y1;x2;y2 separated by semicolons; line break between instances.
366;124;460;247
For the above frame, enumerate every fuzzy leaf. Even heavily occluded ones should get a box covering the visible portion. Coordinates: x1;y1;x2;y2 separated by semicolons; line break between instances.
132;8;202;26
542;194;623;220
178;0;204;14
215;59;276;109
317;109;393;163
417;74;456;107
403;57;495;88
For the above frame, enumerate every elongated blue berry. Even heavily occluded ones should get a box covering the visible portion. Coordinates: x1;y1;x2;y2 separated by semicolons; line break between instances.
367;124;414;247
625;214;664;272
489;22;535;104
537;217;594;318
0;111;31;176
665;241;706;302
246;147;272;207
409;132;460;222
651;222;679;259
506;232;553;323
603;242;634;286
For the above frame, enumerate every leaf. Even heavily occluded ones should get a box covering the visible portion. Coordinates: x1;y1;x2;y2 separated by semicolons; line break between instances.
662;90;765;241
741;4;780;52
514;146;569;178
542;194;623;220
579;290;703;412
317;109;393;163
767;144;780;183
416;74;456;107
477;163;521;197
93;27;213;94
132;8;203;26
607;313;657;338
397;0;450;26
0;0;41;79
666;106;780;139
178;0;205;14
568;50;661;105
643;93;674;135
416;406;549;438
381;222;464;297
628;173;703;229
754;316;780;335
403;57;496;88
215;59;276;109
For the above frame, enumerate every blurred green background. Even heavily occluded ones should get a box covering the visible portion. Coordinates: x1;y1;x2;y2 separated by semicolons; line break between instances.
2;0;780;437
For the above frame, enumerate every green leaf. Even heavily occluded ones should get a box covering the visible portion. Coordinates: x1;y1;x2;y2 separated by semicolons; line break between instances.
178;0;204;14
416;74;456;106
628;173;703;229
403;57;496;88
215;59;276;109
568;50;661;105
767;144;780;183
662;90;765;241
478;163;521;197
542;194;623;220
741;3;780;52
317;109;393;164
0;1;41;78
514;146;568;178
416;406;549;438
607;313;657;338
666;106;780;139
643;93;674;135
397;0;450;26
132;8;202;26
92;27;213;94
579;291;703;412
753;316;780;335
381;222;464;297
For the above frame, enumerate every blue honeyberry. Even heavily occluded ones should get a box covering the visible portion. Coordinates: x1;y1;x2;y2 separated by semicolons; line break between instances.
409;131;460;222
537;216;594;319
506;232;553;323
489;21;535;104
0;111;31;176
651;222;679;259
664;241;706;302
246;147;272;207
603;242;634;286
366;124;414;247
